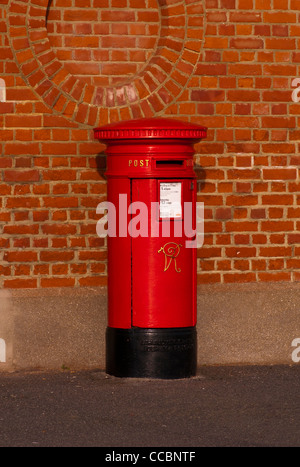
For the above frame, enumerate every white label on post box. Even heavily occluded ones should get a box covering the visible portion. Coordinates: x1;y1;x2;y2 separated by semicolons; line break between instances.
160;182;182;219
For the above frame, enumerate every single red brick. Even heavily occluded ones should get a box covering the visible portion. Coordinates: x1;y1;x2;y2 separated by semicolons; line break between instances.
5;115;42;128
4;170;40;182
63;10;98;21
230;38;264;49
3;251;38;262
40;251;75;262
4;279;37;288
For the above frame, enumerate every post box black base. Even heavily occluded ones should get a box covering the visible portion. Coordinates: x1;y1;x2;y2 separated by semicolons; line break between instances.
106;326;197;379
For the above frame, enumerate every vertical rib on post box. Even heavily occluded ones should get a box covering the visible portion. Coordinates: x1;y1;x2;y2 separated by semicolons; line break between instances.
94;118;207;379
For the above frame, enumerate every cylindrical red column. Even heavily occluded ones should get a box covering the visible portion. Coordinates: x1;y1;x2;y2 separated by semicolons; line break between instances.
94;118;207;378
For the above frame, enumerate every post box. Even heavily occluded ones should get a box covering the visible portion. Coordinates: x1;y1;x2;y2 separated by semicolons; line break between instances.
94;118;207;379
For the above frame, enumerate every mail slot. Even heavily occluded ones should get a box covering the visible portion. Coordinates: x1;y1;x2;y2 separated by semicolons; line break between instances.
156;160;184;167
94;118;207;378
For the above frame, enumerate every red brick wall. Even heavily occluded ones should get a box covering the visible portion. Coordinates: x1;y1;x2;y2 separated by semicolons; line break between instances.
0;0;299;288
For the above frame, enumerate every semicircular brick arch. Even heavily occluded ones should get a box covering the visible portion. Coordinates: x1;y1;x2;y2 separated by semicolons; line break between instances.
7;0;205;126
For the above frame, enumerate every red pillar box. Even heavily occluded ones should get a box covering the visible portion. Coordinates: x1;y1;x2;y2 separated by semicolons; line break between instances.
94;118;207;378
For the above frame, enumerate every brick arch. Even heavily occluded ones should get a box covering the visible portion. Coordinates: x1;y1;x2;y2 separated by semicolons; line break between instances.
8;0;205;126
46;0;161;88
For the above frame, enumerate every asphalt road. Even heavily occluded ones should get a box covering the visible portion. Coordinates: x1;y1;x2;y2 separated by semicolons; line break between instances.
0;365;299;448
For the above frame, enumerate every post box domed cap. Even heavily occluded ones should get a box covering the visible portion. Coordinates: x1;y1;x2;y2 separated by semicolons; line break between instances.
94;117;207;141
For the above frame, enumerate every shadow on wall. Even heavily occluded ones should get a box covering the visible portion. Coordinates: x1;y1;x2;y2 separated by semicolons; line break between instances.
46;0;53;24
95;152;107;181
194;163;206;194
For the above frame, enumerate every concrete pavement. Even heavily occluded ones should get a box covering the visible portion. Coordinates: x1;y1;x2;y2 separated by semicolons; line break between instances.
0;365;299;447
